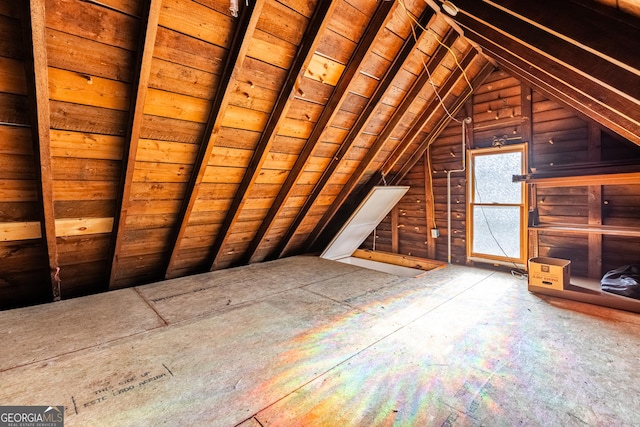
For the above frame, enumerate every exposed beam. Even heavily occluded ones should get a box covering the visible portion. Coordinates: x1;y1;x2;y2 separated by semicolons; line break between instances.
489;0;640;73
22;0;59;300
305;60;494;255
243;0;395;263
164;0;263;278
451;0;640;145
391;206;398;253
390;60;495;183
107;0;162;289
298;30;462;256
207;1;335;271
381;40;473;178
244;5;435;264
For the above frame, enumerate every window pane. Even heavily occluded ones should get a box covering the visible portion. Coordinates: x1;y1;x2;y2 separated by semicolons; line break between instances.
472;206;521;259
473;152;522;204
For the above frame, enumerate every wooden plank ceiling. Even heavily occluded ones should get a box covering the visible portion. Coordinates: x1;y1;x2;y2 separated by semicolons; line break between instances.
0;0;637;308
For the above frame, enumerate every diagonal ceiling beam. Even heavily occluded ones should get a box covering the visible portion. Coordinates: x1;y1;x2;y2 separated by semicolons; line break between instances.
22;0;59;300
281;29;460;259
450;0;640;145
164;0;264;278
106;0;162;289
233;0;396;263
243;6;437;265
208;1;336;271
383;51;477;179
390;60;495;184
306;58;495;255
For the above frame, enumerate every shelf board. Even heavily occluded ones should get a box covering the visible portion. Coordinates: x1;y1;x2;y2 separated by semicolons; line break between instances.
516;171;640;186
530;223;640;237
529;276;640;313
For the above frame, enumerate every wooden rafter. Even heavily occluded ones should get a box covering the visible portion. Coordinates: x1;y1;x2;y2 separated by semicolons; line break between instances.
243;5;436;264
292;29;461;257
306;59;495;254
390;60;495;184
164;0;264;278
241;0;395;263
107;0;162;289
451;0;640;145
385;51;477;180
207;1;336;271
22;0;59;300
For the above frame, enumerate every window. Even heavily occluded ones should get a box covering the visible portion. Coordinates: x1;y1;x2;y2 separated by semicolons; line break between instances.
467;145;527;267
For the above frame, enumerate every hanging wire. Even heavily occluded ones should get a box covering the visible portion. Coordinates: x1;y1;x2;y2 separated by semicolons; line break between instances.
398;0;475;92
471;153;528;277
395;0;481;231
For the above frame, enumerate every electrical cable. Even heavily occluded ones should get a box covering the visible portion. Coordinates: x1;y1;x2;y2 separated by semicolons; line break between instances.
398;0;474;93
471;154;528;277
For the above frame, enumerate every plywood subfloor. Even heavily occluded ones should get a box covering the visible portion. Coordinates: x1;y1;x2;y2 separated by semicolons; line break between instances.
1;256;640;426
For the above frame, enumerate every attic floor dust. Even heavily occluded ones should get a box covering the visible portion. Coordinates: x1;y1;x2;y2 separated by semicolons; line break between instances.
1;257;640;426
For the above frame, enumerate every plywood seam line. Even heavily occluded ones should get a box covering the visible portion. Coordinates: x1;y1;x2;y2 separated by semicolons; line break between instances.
22;0;60;301
302;30;467;254
207;0;336;271
107;0;163;289
246;4;437;264
251;0;397;262
163;0;264;279
449;0;640;145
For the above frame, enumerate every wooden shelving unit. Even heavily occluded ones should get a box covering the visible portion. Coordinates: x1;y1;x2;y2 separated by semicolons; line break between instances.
526;170;640;256
523;169;640;313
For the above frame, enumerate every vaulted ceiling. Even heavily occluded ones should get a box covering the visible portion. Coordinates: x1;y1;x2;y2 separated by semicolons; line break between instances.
0;0;638;308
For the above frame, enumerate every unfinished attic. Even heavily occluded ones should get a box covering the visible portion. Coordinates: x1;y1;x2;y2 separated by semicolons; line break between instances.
1;0;640;425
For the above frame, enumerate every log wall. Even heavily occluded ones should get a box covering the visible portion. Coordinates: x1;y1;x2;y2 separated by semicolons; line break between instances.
366;68;640;277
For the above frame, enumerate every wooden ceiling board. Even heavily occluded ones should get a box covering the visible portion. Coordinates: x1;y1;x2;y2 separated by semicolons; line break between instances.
282;27;462;259
1;0;636;308
44;2;138;50
205;1;336;271
243;0;399;264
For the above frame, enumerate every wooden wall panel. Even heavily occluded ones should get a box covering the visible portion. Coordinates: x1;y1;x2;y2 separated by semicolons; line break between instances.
396;67;640;274
0;5;49;308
